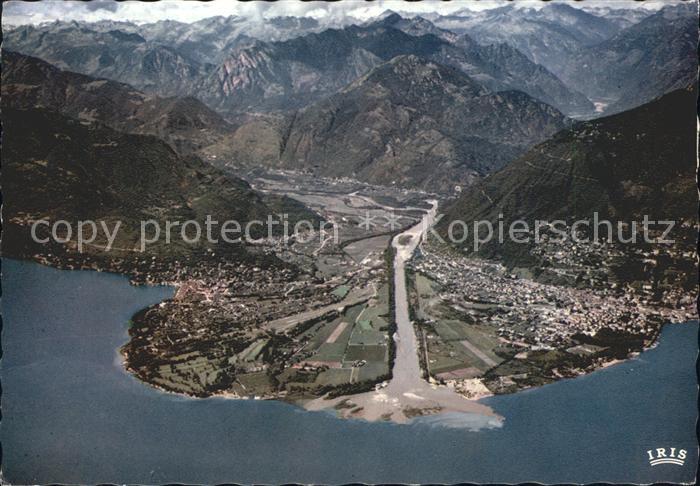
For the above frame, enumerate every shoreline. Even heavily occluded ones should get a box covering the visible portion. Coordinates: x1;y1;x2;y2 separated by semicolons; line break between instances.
6;257;693;425
4;257;697;484
114;319;697;426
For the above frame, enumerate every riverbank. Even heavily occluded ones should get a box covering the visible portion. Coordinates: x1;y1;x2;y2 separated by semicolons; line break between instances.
304;201;501;424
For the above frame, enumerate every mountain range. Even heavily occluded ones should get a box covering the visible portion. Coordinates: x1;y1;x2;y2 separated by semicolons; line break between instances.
579;6;655;29
1;106;314;266
433;3;620;73
4;13;592;116
2;51;230;154
2;49;572;192
428;3;697;114
3;23;207;96
5;4;695;121
558;4;698;114
75;15;326;65
430;4;627;75
439;86;697;274
2;3;696;195
197;14;593;116
272;55;569;189
384;13;594;115
136;15;324;65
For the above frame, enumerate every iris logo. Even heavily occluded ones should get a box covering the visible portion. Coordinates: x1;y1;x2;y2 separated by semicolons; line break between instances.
646;447;687;466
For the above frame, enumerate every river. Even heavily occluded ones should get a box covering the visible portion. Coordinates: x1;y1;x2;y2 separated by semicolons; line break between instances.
306;200;497;422
390;199;437;390
1;258;697;484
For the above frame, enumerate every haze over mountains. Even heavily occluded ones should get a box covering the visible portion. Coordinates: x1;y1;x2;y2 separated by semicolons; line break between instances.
196;14;592;115
4;24;207;96
559;4;698;113
429;4;621;74
6;4;695;117
2;2;697;193
429;3;697;114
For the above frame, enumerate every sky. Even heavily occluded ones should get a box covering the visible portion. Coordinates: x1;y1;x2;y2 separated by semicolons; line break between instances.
2;0;686;26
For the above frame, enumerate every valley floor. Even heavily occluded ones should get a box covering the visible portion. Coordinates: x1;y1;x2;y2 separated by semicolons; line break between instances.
13;170;694;424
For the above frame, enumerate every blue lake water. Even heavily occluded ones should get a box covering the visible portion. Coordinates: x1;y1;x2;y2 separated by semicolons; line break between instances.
1;259;697;484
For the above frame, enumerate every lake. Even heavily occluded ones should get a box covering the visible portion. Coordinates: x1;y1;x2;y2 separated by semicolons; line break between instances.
1;259;697;484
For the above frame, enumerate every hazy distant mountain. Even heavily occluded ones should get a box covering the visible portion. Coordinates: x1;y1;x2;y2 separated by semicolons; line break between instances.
197;33;384;114
236;55;567;191
3;12;598;117
430;3;620;77
3;23;209;97
5;5;690;122
134;15;324;64
2;51;231;154
4;15;326;66
427;3;696;115
200;15;592;115
376;11;460;42
580;6;654;29
195;19;457;114
383;14;593;115
559;4;698;114
452;35;593;116
440;87;697;270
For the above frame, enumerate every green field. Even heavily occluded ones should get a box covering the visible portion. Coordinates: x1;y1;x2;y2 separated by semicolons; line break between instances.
301;318;348;351
313;342;348;362
300;304;365;361
236;371;274;394
344;344;386;362
349;329;386;345
355;295;390;331
415;273;437;298
357;361;389;381
238;339;269;362
413;273;440;320
292;298;391;389
315;368;353;386
433;320;466;340
422;307;504;377
332;285;350;299
344;304;365;322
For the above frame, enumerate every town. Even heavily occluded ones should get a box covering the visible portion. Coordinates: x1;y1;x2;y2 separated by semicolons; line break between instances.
407;221;696;395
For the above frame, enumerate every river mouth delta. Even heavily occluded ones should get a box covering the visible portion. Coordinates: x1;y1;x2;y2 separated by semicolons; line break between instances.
110;170;695;417
304;199;497;422
4;169;697;419
1;2;698;482
116;172;507;422
1;258;697;484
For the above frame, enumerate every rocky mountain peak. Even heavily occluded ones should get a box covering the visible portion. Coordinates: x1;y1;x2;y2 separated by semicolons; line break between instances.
352;54;488;103
380;12;404;25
